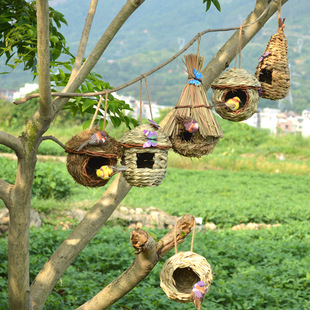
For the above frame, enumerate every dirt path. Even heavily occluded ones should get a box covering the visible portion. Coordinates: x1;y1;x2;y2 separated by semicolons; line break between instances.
0;152;66;162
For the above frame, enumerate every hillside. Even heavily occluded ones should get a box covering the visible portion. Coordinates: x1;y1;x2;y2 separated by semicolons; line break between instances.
0;0;309;112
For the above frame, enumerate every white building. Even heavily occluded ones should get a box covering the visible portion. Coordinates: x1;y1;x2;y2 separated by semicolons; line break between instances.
12;83;39;100
259;108;281;134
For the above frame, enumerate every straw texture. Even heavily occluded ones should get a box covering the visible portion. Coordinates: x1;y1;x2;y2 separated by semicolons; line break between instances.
162;54;223;158
160;251;213;303
65;128;123;187
255;22;290;100
211;68;261;122
119;123;171;187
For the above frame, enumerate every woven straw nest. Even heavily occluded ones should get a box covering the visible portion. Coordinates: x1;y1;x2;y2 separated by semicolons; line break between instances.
162;54;223;158
211;68;261;122
65;128;123;187
119;123;171;187
160;251;213;303
255;20;290;100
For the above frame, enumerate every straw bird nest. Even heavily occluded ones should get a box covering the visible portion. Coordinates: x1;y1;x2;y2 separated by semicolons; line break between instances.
119;123;171;187
162;54;223;158
255;19;290;100
211;68;261;122
160;251;213;303
65;128;123;187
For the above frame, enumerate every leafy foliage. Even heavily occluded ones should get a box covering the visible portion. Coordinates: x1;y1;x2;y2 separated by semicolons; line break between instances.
203;0;221;12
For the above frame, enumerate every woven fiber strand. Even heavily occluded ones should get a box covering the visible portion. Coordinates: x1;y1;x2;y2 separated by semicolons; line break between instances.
211;68;261;122
160;251;213;303
65;128;123;187
255;23;290;100
119;123;171;187
162;54;223;158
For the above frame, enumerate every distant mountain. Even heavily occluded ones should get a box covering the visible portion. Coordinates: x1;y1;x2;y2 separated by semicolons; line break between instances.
1;0;309;113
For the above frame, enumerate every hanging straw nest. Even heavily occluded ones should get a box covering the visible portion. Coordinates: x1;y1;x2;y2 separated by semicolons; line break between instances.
65;128;123;187
160;251;213;303
119;123;171;187
161;54;223;158
211;68;261;122
255;18;290;100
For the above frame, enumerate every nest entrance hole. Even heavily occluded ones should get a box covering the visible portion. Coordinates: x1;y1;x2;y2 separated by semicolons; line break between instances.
259;68;273;85
86;157;111;178
137;153;155;169
172;267;200;294
179;131;193;142
224;89;248;110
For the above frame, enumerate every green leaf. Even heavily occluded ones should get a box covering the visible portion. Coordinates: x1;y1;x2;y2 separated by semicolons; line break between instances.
211;0;221;11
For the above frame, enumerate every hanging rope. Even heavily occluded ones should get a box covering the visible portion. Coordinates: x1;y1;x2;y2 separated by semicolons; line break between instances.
139;79;143;124
89;94;103;129
143;74;154;121
103;90;108;130
234;24;243;69
174;217;197;255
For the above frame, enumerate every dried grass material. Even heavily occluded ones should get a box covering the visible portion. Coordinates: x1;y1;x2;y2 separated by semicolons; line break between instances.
119;123;171;187
160;251;213;303
65;128;123;187
211;68;261;122
162;54;223;158
255;22;290;100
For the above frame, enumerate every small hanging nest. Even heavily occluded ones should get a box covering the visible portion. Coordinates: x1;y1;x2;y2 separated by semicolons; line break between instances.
160;251;213;303
161;54;223;158
211;68;261;122
119;123;171;187
65;128;123;187
255;18;290;100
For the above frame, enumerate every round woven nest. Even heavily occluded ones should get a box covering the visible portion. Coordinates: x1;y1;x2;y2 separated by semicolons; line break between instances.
119;123;171;187
160;251;213;303
255;24;290;100
65;128;123;187
211;68;261;122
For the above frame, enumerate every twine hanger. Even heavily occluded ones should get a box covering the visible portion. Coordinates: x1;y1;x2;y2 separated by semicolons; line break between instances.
89;90;109;130
139;74;154;124
234;24;243;69
277;0;285;30
174;218;196;255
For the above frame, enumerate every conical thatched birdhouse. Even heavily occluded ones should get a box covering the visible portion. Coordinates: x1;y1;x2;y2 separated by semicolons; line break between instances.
161;54;223;158
255;17;290;100
160;251;213;305
211;68;261;122
65;128;123;187
119;123;171;187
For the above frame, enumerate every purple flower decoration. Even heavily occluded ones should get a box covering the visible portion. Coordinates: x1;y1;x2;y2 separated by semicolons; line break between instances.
258;88;263;97
148;119;160;129
258;51;271;63
143;130;158;148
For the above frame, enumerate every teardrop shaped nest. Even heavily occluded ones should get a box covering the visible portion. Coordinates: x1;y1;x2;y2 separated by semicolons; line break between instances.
161;54;224;158
65;128;124;187
211;68;261;122
119;123;171;187
255;20;290;100
160;251;213;303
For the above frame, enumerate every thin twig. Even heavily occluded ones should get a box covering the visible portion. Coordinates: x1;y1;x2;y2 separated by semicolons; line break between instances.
41;135;66;149
13;0;277;106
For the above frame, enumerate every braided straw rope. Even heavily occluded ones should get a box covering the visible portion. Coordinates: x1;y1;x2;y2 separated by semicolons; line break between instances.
119;123;171;187
211;68;261;122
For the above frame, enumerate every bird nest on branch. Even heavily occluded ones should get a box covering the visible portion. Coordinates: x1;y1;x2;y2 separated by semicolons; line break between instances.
160;251;213;303
65;128;123;187
255;18;290;100
119;123;171;188
211;68;261;122
162;54;223;158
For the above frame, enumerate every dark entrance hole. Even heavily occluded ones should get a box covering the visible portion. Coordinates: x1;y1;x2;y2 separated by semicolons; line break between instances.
259;68;273;85
180;131;193;142
173;267;200;294
86;157;111;178
137;152;154;169
224;89;248;110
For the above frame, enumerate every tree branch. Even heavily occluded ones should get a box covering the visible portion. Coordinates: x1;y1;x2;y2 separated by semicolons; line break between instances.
36;0;53;117
76;215;195;310
0;179;13;208
68;0;98;83
40;136;66;149
30;174;132;310
0;131;23;158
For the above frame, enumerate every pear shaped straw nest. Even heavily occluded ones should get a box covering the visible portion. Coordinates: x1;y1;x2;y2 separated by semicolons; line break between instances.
160;251;213;303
